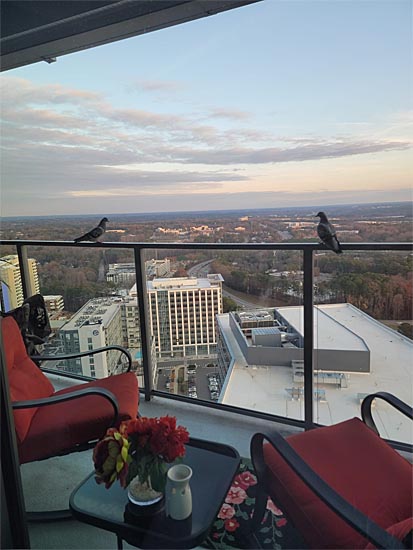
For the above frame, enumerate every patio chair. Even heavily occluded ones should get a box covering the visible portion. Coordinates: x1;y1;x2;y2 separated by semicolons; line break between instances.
250;392;412;549
1;315;139;520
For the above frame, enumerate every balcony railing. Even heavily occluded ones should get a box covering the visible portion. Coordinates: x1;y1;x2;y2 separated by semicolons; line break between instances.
1;238;412;451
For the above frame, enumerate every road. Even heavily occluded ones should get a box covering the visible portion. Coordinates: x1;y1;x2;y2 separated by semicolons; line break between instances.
188;259;262;309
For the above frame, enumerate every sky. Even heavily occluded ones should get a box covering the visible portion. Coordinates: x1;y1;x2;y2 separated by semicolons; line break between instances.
1;0;412;217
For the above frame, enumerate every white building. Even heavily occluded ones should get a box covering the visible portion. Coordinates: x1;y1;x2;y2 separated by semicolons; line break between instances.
216;303;413;443
146;275;223;358
58;297;124;378
44;295;64;313
0;254;40;310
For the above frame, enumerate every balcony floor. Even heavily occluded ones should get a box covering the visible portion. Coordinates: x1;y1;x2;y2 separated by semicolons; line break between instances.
23;386;299;550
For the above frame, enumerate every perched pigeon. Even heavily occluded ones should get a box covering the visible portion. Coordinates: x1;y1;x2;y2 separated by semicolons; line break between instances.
74;217;109;243
316;212;343;254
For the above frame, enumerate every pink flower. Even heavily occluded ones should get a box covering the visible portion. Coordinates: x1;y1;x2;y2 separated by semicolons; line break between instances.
276;518;287;528
225;485;247;504
266;497;283;516
233;471;257;490
224;518;240;532
218;503;235;520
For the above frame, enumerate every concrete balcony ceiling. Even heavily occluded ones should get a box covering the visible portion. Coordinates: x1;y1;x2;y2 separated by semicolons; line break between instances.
0;0;260;72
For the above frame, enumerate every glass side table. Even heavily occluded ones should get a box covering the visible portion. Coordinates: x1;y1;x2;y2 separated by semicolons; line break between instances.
69;437;240;549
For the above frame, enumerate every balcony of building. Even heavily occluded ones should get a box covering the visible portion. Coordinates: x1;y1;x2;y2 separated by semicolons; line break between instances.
1;238;412;549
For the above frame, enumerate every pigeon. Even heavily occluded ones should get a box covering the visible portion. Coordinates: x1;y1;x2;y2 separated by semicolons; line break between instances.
74;217;109;243
315;212;343;254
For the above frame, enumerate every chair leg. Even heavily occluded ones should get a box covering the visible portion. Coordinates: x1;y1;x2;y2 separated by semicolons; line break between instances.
250;483;268;532
27;509;72;522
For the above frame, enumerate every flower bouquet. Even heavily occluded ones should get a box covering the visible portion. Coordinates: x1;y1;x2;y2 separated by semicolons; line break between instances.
93;415;189;505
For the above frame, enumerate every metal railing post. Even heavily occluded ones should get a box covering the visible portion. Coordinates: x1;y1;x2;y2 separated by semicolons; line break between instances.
303;248;314;429
134;247;153;401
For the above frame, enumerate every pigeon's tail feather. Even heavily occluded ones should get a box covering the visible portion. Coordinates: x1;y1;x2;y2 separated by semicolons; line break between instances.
74;235;86;243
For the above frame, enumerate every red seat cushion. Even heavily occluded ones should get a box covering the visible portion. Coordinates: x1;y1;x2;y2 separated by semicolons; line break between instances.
18;372;139;463
263;418;413;549
2;316;54;442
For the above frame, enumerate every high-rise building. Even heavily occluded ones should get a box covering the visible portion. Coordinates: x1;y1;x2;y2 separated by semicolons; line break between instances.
146;274;223;358
58;297;124;377
0;254;40;310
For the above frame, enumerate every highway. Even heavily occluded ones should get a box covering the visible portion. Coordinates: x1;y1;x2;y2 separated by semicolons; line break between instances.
188;259;263;309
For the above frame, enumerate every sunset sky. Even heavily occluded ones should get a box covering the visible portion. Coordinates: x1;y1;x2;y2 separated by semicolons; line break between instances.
1;0;412;217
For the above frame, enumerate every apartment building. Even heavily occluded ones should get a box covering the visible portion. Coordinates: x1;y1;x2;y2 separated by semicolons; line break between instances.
58;297;124;378
146;274;223;358
0;254;40;310
106;258;171;286
43;294;65;313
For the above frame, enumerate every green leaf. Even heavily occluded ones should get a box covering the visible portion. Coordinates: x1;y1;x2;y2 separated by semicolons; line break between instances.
264;538;272;544
226;535;235;542
150;460;167;492
214;519;224;529
260;527;271;533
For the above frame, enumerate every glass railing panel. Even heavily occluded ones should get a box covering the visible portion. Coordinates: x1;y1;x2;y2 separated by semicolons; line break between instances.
147;247;305;421
313;250;413;444
2;244;144;387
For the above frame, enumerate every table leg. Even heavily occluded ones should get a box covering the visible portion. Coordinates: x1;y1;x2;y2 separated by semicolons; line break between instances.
117;534;123;550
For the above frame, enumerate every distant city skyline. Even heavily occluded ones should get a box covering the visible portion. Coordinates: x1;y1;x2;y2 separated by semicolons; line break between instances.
1;0;412;217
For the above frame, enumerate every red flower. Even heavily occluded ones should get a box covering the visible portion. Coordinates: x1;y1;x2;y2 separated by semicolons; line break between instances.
150;416;189;462
125;416;157;448
225;486;247;504
233;471;257;490
218;503;235;520
266;497;283;516
276;518;287;528
224;518;240;532
93;427;129;488
94;415;189;491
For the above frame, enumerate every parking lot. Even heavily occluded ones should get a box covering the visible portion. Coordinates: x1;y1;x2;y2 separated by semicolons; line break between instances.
155;359;220;401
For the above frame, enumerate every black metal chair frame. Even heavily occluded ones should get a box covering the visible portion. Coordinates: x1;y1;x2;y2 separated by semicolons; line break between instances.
12;345;133;522
250;392;413;550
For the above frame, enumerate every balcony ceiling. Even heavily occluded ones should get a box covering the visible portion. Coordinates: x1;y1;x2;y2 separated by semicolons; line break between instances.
0;0;260;72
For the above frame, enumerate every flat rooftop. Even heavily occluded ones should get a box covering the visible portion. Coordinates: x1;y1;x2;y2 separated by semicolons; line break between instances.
62;297;121;330
220;304;413;443
277;305;368;351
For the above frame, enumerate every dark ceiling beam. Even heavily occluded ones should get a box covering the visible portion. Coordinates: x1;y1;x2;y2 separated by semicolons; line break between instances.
0;0;260;72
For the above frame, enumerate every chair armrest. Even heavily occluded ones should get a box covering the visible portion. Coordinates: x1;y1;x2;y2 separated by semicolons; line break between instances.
12;387;119;426
250;431;406;549
32;345;133;372
361;392;413;435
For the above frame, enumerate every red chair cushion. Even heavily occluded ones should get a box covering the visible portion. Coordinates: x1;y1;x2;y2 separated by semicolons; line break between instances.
1;316;54;442
18;372;139;463
263;418;413;549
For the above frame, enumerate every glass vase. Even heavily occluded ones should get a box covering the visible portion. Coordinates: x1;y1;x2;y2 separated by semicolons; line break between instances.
127;474;164;507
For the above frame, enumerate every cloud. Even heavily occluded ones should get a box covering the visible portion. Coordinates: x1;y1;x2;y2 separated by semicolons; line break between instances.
208;108;250;120
1;76;412;216
173;139;411;165
127;79;183;93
